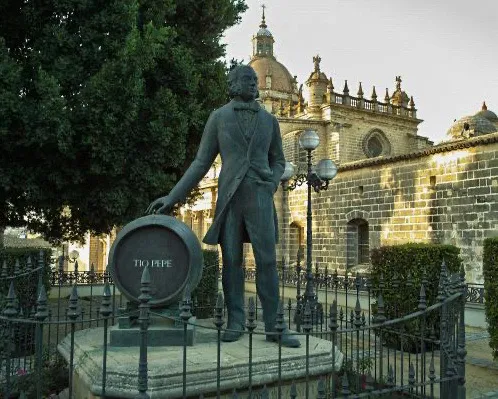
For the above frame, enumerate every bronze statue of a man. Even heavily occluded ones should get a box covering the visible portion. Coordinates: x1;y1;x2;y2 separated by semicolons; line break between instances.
147;65;299;347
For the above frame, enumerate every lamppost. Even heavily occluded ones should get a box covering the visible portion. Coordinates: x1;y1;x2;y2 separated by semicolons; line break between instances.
59;244;79;273
279;162;295;301
281;129;338;324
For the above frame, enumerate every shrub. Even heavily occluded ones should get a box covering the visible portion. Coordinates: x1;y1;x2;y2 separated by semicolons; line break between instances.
11;351;68;398
483;237;498;360
370;243;462;352
191;249;219;319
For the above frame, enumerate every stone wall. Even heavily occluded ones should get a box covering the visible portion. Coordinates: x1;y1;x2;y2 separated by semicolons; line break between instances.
179;130;497;285
276;133;498;283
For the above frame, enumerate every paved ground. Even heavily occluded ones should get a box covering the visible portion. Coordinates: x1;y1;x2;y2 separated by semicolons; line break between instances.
464;328;498;399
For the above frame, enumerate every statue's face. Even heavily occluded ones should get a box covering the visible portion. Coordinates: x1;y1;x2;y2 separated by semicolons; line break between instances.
237;68;258;101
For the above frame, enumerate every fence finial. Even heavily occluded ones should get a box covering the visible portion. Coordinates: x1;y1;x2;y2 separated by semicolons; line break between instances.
100;282;112;318
317;377;326;398
246;297;257;332
329;300;337;331
261;385;269;399
418;283;427;310
35;283;48;321
14;259;20;276
375;291;386;323
1;260;7;278
409;362;415;386
214;293;225;329
387;365;395;386
354;298;362;328
3;280;18;318
341;372;350;396
437;261;447;302
67;285;81;320
180;284;192;322
290;382;297;399
276;301;285;334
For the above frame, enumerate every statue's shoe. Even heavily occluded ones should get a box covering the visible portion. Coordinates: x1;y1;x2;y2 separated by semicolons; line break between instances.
221;324;245;342
266;330;301;348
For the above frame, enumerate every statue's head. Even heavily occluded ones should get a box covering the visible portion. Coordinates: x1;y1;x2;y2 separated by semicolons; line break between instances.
228;65;259;101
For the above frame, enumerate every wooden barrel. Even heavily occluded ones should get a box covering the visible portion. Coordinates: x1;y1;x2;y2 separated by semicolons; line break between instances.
108;214;203;308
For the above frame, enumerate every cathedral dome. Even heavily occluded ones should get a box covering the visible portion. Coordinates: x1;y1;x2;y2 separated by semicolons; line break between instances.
447;114;497;139
249;56;295;93
476;102;498;123
257;26;272;37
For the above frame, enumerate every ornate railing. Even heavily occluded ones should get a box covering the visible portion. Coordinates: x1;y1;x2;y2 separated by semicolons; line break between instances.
1;258;467;398
466;283;485;304
245;268;485;305
50;270;111;286
330;93;417;118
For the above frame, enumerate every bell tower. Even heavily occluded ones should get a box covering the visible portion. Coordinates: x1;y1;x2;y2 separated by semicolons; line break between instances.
252;5;274;58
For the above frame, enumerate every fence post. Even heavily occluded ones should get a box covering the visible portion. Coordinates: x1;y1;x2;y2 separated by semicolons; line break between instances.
457;266;467;399
35;282;48;399
246;297;257;398
214;293;225;398
180;284;192;399
67;285;81;399
100;282;113;398
136;265;151;399
329;300;338;396
3;281;18;399
438;261;448;399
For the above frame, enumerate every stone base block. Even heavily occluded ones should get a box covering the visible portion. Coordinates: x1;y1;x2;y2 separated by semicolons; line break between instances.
58;319;343;399
110;317;196;347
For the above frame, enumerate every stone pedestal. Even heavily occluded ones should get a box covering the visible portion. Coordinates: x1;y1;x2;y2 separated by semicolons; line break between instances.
58;320;343;398
109;318;196;347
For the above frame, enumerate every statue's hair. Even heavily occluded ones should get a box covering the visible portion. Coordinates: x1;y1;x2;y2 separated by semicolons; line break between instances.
228;65;259;99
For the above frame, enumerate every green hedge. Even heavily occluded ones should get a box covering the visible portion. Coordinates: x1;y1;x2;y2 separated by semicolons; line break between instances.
370;243;462;352
483;237;498;360
191;249;219;319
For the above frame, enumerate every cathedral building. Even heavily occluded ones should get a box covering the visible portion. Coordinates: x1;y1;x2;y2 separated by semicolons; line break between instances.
61;11;497;284
181;11;498;284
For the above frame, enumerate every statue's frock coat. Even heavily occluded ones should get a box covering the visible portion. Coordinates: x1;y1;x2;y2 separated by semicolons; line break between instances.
167;100;285;245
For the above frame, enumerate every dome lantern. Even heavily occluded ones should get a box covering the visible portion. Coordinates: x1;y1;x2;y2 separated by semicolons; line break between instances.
252;5;274;57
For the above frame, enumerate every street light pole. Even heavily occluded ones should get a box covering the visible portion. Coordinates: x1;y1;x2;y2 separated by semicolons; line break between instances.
280;162;295;302
283;129;338;324
304;148;317;314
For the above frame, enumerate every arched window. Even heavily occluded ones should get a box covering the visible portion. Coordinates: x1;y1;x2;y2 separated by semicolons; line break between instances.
346;219;369;267
294;131;307;170
289;221;304;264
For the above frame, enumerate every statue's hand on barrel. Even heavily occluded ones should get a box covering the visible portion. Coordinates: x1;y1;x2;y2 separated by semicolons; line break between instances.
146;195;176;215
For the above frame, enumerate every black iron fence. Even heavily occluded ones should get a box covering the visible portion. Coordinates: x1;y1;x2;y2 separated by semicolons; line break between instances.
247;267;484;306
1;252;467;398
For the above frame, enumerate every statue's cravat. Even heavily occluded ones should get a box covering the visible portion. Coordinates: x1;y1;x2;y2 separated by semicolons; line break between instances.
234;101;259;141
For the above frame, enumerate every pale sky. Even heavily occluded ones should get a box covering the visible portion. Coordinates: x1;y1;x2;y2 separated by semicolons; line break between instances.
223;0;498;144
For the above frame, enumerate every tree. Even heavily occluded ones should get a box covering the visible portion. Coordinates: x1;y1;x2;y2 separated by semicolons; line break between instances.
0;0;247;244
